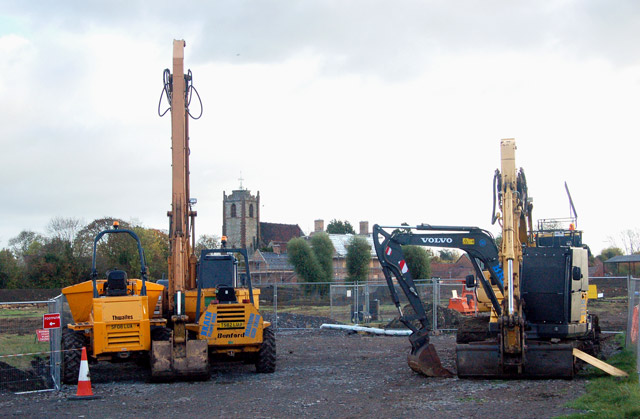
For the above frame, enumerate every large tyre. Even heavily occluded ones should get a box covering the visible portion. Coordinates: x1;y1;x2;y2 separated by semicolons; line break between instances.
61;328;85;384
255;326;276;373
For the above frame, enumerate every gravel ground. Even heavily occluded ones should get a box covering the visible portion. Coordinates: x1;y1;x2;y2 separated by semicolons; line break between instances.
1;329;589;418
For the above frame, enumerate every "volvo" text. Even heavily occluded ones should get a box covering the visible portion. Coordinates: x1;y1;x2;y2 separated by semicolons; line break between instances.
420;237;453;244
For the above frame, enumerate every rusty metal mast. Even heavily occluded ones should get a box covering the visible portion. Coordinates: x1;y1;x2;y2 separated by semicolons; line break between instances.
167;39;197;312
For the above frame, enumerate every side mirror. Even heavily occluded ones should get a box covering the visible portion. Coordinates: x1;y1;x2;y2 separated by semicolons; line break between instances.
572;266;582;281
465;274;476;289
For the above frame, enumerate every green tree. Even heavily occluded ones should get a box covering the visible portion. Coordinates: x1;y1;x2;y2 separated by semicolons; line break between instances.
24;238;80;288
0;249;22;288
287;238;323;294
392;222;412;235
438;249;460;263
326;219;355;235
598;246;625;275
134;227;169;280
346;236;371;283
194;234;220;256
402;245;431;279
8;230;45;263
73;218;130;259
597;247;624;262
310;232;335;283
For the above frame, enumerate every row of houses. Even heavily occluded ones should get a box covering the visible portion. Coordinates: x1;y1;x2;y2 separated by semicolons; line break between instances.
247;219;477;284
224;186;616;284
223;186;477;283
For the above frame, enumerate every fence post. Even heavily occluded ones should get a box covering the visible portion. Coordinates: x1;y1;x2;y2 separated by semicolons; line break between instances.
365;282;370;322
627;274;635;347
432;279;438;333
330;283;333;321
274;283;278;330
635;278;640;384
354;280;359;324
48;295;63;391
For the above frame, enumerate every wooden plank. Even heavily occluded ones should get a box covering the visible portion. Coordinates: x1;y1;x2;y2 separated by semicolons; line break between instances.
573;348;628;377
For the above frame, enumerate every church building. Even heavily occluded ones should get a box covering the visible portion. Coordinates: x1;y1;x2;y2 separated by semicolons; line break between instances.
222;186;304;254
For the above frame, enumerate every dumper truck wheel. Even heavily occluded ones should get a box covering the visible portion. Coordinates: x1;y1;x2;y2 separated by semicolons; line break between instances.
61;328;85;384
255;326;276;373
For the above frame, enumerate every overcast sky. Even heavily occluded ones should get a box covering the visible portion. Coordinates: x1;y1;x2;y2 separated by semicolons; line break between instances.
1;1;639;255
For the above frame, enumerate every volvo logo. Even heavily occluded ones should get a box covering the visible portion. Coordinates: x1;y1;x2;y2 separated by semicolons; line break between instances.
420;237;453;244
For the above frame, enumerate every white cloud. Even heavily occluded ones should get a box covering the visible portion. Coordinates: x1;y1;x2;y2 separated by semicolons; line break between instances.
0;1;639;256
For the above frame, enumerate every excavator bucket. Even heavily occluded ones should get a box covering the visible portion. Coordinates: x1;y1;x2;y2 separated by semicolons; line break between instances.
407;343;454;378
456;341;575;378
151;339;209;380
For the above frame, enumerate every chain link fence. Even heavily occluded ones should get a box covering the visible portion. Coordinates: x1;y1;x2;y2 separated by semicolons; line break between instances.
625;276;640;381
0;295;62;394
254;279;471;332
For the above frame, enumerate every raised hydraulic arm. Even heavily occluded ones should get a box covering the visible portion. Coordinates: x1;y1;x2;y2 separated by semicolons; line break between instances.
372;223;505;377
151;40;208;380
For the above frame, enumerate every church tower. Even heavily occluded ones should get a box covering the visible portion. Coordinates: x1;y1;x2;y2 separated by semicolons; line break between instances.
222;185;260;253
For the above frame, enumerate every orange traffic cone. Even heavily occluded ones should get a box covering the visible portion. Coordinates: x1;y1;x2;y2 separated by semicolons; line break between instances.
68;347;101;400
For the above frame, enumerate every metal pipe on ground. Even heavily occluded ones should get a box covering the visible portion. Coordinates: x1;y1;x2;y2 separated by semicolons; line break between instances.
320;324;412;336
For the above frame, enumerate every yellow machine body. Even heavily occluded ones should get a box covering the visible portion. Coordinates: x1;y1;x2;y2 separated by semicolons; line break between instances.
63;280;165;357
184;288;268;354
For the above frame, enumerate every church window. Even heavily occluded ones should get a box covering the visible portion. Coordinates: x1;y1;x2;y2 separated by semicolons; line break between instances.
231;203;237;218
249;204;254;218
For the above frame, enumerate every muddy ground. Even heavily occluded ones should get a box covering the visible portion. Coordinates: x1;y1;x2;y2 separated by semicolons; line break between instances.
1;330;593;418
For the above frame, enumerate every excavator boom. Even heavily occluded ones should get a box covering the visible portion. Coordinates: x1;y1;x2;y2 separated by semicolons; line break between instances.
151;40;208;380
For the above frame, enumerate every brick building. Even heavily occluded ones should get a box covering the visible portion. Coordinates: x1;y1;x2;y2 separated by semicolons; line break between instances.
430;255;475;279
311;219;384;282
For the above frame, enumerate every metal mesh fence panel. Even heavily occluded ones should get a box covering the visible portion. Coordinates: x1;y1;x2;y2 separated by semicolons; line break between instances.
256;283;333;329
0;298;61;393
625;277;640;381
255;279;475;331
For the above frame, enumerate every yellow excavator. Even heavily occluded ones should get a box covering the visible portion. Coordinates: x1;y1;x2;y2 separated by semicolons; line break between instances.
373;139;597;378
150;40;275;379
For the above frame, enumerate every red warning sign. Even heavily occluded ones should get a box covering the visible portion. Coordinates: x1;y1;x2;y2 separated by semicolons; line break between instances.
36;329;50;342
43;313;61;329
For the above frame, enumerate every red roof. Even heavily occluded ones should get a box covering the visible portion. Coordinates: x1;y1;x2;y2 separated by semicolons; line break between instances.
260;222;304;246
430;255;474;279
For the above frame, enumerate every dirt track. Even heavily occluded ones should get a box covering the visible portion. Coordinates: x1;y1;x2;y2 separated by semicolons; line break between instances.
1;330;589;418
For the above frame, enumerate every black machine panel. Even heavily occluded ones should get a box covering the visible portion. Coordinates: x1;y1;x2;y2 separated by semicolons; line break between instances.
521;247;570;325
198;254;235;288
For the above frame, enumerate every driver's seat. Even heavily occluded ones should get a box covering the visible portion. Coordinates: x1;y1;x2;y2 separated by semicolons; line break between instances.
106;270;128;296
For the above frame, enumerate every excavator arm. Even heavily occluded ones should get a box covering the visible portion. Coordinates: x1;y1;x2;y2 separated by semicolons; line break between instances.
372;223;504;377
151;40;209;380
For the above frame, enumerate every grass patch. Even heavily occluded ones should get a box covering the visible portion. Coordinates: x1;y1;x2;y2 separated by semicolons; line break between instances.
565;335;640;418
0;308;47;319
0;333;50;369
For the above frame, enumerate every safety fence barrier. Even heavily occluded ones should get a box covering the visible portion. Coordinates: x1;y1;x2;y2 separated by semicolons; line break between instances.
625;276;640;382
0;295;62;394
254;278;473;332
